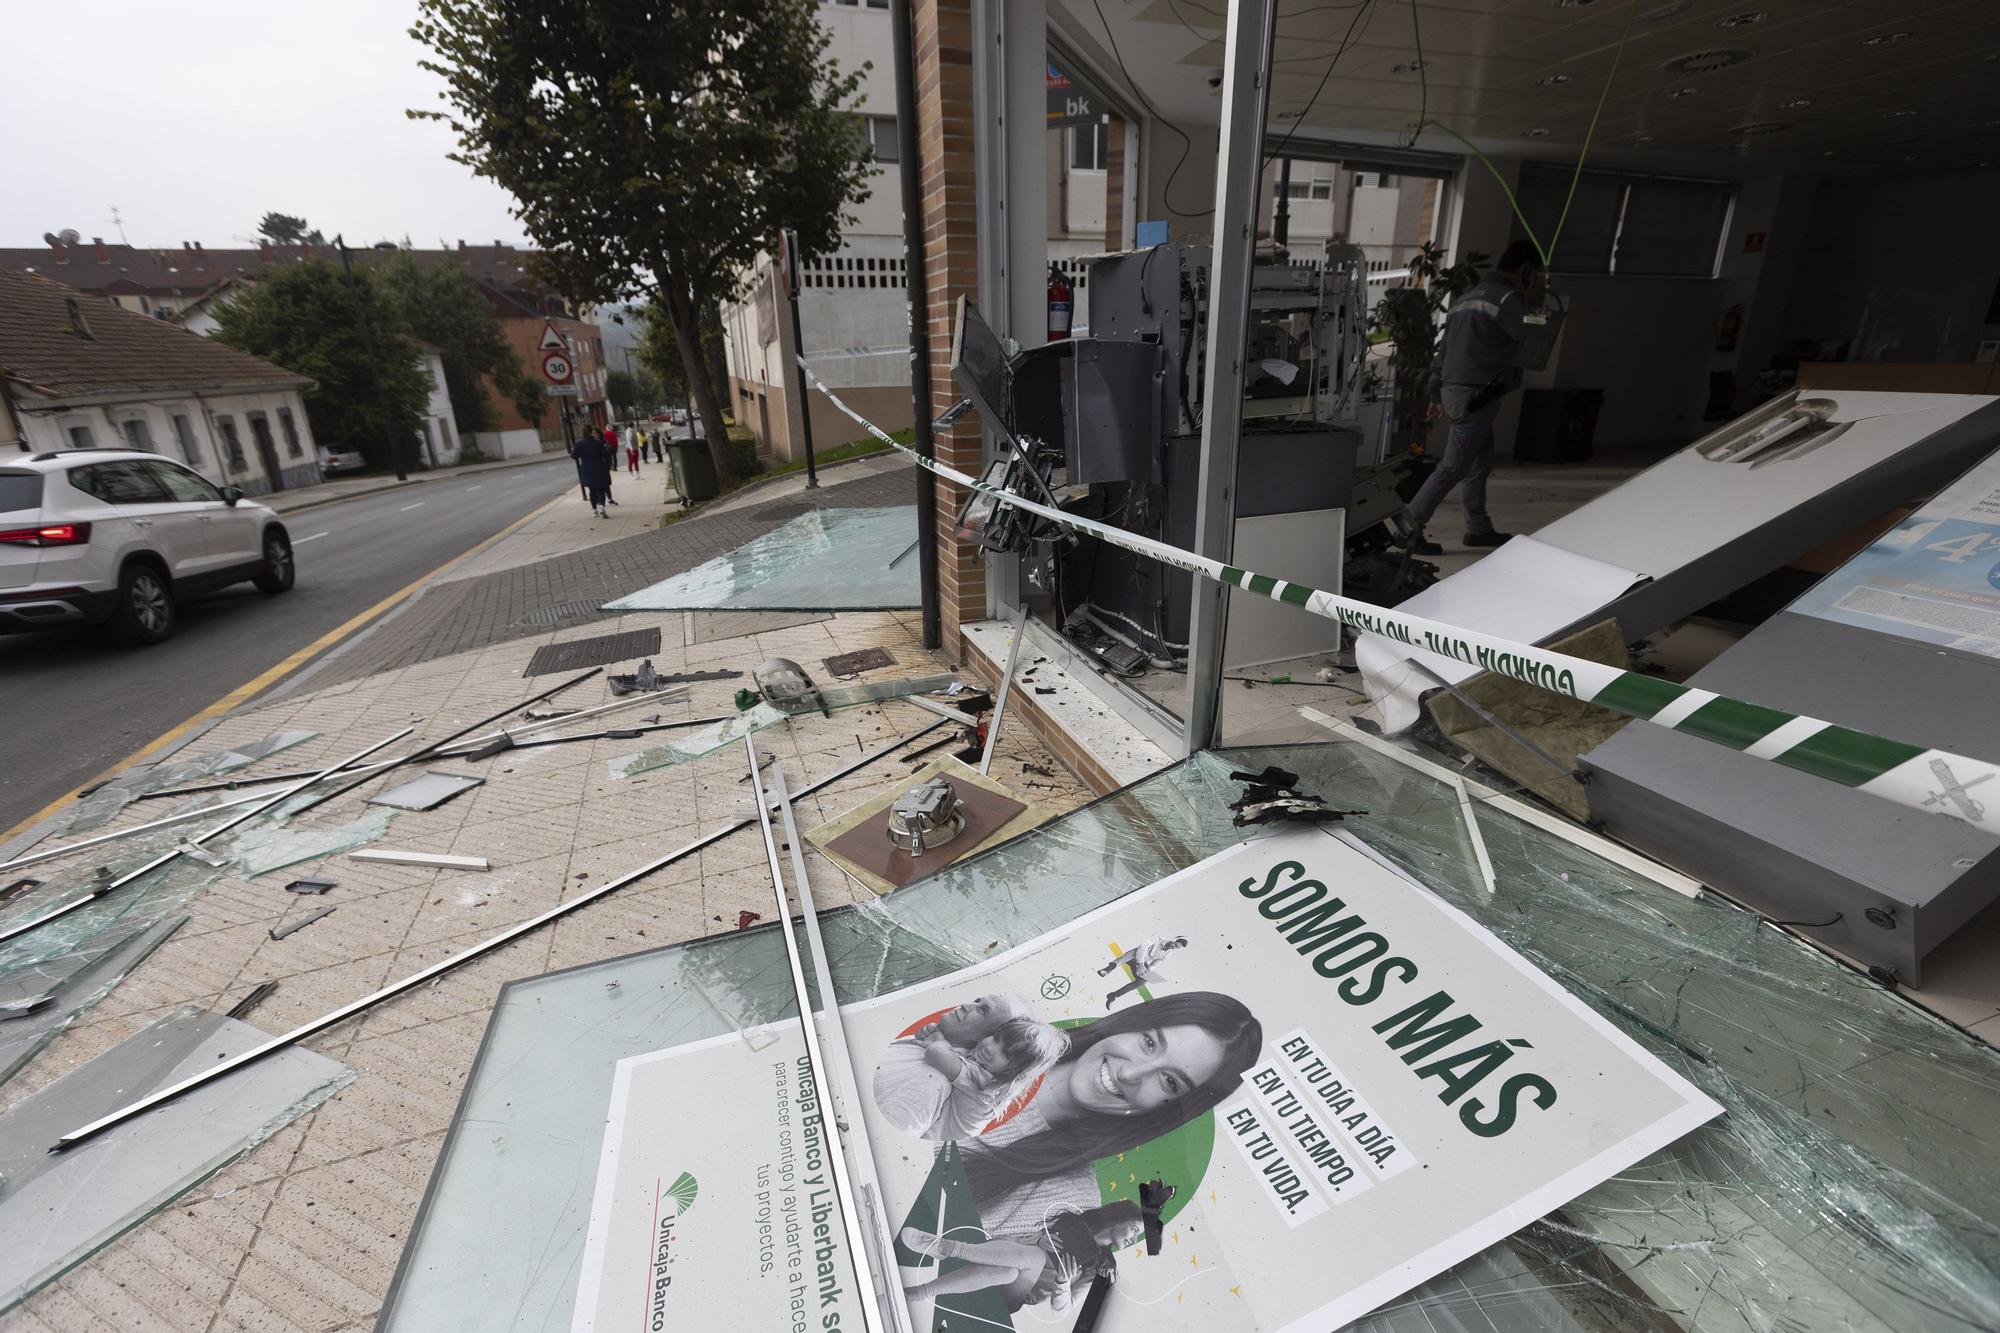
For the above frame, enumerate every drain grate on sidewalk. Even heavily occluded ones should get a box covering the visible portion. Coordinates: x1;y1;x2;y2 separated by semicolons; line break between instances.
511;599;604;628
524;628;663;676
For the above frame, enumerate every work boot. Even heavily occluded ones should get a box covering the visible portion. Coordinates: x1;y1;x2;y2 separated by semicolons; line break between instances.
1397;528;1443;556
1464;530;1514;548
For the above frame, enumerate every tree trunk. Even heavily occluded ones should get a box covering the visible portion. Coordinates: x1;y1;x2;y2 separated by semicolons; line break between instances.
662;283;739;489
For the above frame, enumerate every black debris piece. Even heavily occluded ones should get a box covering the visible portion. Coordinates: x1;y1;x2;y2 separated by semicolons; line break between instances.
284;879;336;896
823;647;897;678
1;878;42;904
226;981;279;1021
1227;766;1364;828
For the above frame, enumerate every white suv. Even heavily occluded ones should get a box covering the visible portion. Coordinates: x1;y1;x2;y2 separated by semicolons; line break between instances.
0;449;295;645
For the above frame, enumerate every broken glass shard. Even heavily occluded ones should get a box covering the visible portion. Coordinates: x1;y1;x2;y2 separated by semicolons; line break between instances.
227;808;396;878
601;505;920;612
0;1006;351;1312
0;916;185;1086
365;771;485;811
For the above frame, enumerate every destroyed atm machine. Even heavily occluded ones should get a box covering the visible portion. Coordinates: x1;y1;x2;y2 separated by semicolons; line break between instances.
952;241;1385;677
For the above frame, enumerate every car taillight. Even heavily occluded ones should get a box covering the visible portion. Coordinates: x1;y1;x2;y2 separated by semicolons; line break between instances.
0;522;92;547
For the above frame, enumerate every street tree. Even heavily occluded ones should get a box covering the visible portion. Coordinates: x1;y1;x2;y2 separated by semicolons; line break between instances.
211;260;430;471
257;212;312;245
410;0;872;488
373;248;532;434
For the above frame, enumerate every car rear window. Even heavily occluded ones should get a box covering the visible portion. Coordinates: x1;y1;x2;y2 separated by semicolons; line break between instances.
0;472;41;513
69;460;170;504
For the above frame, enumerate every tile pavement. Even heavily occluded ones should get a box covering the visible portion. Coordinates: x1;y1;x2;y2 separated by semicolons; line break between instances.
0;605;1090;1332
307;461;920;691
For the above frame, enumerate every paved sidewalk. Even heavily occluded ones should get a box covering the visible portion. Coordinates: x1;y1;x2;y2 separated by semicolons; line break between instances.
435;455;680;586
0;603;1087;1333
266;450;572;515
308;460;918;691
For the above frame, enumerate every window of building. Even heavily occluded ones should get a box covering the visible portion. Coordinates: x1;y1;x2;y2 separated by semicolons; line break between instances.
120;417;155;451
277;407;303;457
216;415;247;472
862;115;899;163
1070;122;1107;171
171;413;201;465
67;424;96;448
1513;164;1733;277
70;460;169;504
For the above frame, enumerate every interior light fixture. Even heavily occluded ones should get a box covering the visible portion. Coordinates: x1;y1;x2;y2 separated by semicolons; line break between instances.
1667;86;1700;98
1539;73;1575;86
1392;60;1426;74
1553;0;1600;9
1882;109;1918;118
1663;49;1751;74
1860;31;1912;46
1779;97;1813;109
1643;0;1694;17
1634;133;1656;143
1524;127;1552;137
1728;121;1791;135
1717;11;1767;26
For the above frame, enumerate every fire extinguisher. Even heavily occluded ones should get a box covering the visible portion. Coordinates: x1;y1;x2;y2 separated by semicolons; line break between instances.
1716;303;1742;354
1047;264;1073;342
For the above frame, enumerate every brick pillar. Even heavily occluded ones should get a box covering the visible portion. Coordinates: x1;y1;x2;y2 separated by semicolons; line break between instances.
1105;119;1126;250
914;0;985;655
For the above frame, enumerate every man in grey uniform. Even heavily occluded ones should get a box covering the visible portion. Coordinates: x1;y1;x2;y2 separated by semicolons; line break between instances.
1401;240;1543;555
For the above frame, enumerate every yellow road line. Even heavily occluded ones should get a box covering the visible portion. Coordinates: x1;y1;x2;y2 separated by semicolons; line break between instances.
0;491;567;847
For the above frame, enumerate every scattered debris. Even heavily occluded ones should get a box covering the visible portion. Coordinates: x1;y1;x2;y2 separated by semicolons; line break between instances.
1021;762;1055;778
348;850;491;872
606;661;739;695
885;778;966;856
899;733;963;766
225;982;279;1021
1227;766;1363;828
736;911;762;930
823;647;896;678
736;752;777;783
366;772;485;812
0;878;41;905
1033;686;1057;696
172;842;226;867
269;906;336;941
283;878;336;896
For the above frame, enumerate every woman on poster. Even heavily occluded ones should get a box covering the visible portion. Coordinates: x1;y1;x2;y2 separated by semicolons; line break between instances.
954;992;1262;1236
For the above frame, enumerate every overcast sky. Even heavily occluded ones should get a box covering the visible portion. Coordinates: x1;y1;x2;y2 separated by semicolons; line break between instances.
1;0;530;251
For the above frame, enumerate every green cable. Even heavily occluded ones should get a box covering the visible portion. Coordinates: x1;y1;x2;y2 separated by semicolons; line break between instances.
1546;0;1638;268
1407;0;1638;273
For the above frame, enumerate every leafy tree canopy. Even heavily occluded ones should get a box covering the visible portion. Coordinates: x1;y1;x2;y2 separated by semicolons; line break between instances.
212;260;430;470
257;212;317;245
372;248;528;434
410;0;873;486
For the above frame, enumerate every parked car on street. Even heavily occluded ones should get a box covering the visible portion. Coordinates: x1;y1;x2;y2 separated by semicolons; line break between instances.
0;450;295;645
317;443;367;475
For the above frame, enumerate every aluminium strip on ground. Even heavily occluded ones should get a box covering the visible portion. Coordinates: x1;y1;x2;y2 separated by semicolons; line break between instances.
744;736;900;1333
795;357;2000;835
0;727;416;948
50;716;951;1153
769;758;918;1333
978;603;1032;777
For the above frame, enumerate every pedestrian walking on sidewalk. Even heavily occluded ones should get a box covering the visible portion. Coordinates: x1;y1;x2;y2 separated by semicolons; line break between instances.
624;430;640;477
598;424;620;506
572;432;613;517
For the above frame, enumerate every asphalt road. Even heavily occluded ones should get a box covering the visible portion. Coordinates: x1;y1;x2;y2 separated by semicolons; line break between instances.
0;459;576;838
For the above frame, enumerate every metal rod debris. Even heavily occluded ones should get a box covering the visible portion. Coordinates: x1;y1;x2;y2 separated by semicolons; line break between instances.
49;716;951;1152
0;728;414;948
978;604;1031;776
747;741;905;1333
347;850;489;871
224;981;279;1021
268;905;336;941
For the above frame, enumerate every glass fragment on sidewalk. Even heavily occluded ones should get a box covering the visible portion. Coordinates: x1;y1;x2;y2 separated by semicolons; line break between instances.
601;506;920;612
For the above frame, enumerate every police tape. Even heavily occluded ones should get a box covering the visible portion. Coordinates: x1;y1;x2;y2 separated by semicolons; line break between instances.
797;359;2000;834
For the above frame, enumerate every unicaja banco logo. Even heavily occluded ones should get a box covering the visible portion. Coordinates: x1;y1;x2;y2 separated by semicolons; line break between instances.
648;1172;700;1330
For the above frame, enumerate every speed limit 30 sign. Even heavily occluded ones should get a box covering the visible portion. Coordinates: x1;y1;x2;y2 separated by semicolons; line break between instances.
542;350;575;384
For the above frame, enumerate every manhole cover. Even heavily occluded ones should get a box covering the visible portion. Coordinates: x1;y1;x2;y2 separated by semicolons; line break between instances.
524;628;663;676
824;646;896;677
512;599;604;628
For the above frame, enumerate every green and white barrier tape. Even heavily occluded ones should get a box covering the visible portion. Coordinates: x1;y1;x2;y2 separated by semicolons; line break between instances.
798;360;1999;834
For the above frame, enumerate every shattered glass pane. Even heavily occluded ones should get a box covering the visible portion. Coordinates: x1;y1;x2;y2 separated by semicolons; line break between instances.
608;676;959;778
52;730;317;835
227;808;397;878
365;771;484;811
0;825;233;980
0;1006;351;1313
383;740;2000;1333
0;916;185;1085
600;506;920;612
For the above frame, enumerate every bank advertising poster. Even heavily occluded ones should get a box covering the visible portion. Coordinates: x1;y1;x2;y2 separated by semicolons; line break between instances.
571;825;1721;1332
1792;447;2000;656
